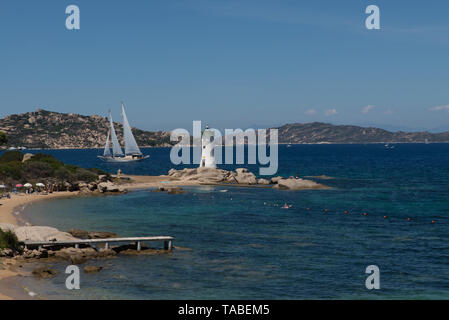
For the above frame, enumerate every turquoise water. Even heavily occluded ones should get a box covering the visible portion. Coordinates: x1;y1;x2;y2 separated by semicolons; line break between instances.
14;144;449;299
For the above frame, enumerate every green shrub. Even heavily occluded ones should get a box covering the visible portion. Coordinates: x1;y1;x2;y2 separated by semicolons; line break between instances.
87;167;108;176
0;151;101;185
0;162;22;180
54;167;74;182
28;153;63;170
0;151;23;163
23;161;54;179
0;229;21;251
73;168;98;182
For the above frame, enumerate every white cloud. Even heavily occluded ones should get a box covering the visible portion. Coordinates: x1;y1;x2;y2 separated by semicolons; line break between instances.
362;105;375;114
305;109;316;115
324;108;338;116
431;105;449;112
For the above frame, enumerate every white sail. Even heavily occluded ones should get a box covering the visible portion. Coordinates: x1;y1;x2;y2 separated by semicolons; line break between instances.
103;131;112;157
109;111;124;157
121;102;142;155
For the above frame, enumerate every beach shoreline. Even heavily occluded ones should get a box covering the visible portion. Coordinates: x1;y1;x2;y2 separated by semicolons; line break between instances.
0;172;326;300
0;191;79;300
0;174;206;299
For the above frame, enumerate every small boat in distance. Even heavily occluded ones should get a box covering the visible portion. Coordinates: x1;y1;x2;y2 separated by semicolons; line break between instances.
98;102;149;162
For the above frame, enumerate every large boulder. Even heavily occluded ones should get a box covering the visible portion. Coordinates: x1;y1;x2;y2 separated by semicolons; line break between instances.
235;168;249;175
67;229;89;239
234;169;257;185
257;178;270;185
88;231;117;239
196;168;229;183
84;266;103;273
32;267;57;279
0;224;18;233
276;178;325;190
54;247;98;262
68;229;116;239
12;226;77;242
98;182;126;193
270;176;283;184
22;153;34;163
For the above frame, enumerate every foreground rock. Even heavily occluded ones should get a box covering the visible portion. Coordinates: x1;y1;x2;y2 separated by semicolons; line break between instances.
67;229;117;239
0;224;77;242
84;266;103;273
98;181;127;193
32;267;57;279
275;178;326;190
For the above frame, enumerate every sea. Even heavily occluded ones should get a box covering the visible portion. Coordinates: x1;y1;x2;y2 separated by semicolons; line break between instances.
4;144;449;299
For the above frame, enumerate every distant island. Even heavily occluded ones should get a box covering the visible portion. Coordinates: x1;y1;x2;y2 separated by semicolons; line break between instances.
1;109;449;149
275;122;449;144
0;109;172;149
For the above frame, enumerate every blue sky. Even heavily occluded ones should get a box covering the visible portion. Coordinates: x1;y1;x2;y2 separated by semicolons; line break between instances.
1;0;449;132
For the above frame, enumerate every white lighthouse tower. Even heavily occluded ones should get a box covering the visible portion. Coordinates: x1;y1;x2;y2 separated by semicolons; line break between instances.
200;125;216;168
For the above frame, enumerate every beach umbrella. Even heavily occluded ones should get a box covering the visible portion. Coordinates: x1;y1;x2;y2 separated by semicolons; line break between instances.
36;183;45;187
24;183;33;188
15;184;23;188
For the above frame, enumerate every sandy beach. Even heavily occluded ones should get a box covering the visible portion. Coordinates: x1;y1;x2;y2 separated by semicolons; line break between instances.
0;191;79;300
0;174;196;299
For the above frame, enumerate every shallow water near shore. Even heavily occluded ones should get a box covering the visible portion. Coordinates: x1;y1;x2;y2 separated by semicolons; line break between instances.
12;144;449;299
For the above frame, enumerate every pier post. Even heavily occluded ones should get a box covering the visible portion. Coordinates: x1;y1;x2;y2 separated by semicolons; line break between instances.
137;241;141;251
164;240;173;251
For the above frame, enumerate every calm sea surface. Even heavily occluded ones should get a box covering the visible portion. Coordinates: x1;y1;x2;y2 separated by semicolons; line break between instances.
8;144;449;299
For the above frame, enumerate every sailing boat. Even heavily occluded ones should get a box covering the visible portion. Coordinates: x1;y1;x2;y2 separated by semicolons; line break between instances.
98;102;149;162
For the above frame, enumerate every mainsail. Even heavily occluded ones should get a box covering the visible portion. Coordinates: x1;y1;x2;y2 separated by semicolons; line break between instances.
103;130;111;157
109;111;124;157
121;102;142;155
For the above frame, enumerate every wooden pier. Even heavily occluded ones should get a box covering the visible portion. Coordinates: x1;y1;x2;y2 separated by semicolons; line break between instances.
23;236;174;251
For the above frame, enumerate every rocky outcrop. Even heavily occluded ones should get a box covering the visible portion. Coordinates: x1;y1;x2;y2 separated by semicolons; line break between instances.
32;267;57;279
275;178;326;190
98;181;126;193
166;167;327;190
84;266;103;273
0;224;77;242
21;153;34;162
88;231;117;239
168;167;258;185
234;168;257;185
67;229;117;240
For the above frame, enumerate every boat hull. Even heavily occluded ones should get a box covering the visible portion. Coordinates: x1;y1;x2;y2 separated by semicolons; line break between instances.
97;155;150;163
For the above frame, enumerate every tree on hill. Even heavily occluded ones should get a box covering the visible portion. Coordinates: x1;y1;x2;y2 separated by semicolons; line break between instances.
0;132;7;145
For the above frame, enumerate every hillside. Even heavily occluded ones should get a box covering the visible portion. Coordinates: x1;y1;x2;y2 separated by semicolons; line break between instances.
0;109;173;149
1;110;449;149
276;122;449;144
